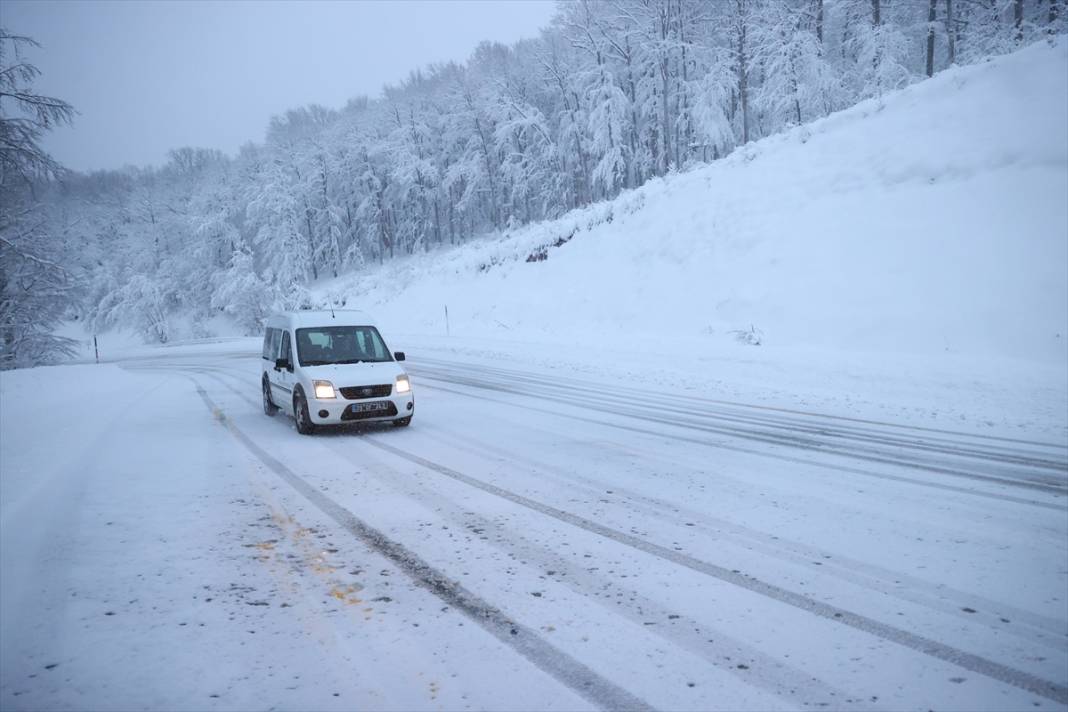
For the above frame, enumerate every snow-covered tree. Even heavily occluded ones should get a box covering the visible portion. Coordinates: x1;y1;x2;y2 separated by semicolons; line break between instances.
210;241;273;334
17;1;1058;348
93;274;170;343
246;156;312;302
752;1;841;128
0;29;79;368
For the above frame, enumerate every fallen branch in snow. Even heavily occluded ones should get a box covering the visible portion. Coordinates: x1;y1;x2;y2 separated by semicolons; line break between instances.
730;324;764;346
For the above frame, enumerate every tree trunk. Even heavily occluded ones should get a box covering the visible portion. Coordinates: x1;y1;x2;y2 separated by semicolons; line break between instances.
1014;0;1024;43
447;188;456;246
432;198;441;246
471;115;500;228
945;0;956;65
303;205;318;280
789;24;802;125
815;0;824;44
679;15;690;169
872;0;881;26
660;64;671;173
624;34;640;187
736;0;750;144
926;0;937;77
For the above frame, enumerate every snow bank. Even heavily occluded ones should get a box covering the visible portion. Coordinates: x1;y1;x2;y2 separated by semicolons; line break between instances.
321;37;1068;367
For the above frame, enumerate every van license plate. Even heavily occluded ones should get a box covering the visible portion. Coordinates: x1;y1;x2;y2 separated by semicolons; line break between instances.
352;402;388;413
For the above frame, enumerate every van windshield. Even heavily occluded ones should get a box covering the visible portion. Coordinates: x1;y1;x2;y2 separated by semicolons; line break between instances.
295;326;392;366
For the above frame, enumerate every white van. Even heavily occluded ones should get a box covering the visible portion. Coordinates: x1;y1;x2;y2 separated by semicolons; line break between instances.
260;310;414;434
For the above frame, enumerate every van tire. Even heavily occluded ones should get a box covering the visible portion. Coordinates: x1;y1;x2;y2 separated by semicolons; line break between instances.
294;389;317;435
392;417;412;427
262;377;278;416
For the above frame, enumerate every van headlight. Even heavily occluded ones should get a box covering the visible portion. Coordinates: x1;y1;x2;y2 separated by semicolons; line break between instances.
313;380;336;399
395;374;411;394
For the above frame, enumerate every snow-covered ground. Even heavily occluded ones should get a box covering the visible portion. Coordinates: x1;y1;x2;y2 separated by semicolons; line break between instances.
2;340;1066;710
4;37;1067;712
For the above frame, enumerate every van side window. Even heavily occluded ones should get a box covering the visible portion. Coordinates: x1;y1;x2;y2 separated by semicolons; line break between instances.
269;328;281;359
262;328;283;360
280;331;291;364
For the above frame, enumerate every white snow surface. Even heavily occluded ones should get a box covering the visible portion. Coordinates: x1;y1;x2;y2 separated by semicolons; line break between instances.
3;38;1068;712
2;340;1067;710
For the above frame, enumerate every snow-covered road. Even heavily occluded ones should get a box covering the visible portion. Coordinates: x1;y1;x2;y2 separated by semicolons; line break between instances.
2;341;1066;711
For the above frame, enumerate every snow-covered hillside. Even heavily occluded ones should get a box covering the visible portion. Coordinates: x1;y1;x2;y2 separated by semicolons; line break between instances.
323;38;1067;368
6;37;1068;712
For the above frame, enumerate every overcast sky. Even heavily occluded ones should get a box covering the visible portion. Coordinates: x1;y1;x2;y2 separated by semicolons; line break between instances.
4;0;557;173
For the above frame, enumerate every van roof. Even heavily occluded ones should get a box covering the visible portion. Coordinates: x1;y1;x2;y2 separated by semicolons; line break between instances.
266;310;376;329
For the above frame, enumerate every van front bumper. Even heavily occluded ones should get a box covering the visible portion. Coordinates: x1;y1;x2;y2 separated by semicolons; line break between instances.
309;393;414;425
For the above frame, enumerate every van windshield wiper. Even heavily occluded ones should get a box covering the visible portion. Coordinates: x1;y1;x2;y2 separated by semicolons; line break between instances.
303;358;385;365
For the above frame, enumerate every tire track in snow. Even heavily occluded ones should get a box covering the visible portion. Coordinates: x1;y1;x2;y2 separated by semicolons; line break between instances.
357;435;1068;706
415;418;1068;645
413;371;1067;495
175;364;1068;646
186;377;655;712
159;362;1068;704
186;365;874;707
417;357;1068;471
314;433;876;711
158;357;1068;505
415;356;1068;451
418;380;1066;510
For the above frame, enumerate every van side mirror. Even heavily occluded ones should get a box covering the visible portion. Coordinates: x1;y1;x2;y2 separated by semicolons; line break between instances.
275;357;290;371
393;351;406;362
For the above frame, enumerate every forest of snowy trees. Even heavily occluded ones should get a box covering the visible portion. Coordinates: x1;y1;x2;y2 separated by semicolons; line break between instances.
2;0;1065;366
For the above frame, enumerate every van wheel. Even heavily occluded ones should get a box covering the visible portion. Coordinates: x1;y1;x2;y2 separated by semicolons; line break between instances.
262;378;278;416
392;417;412;427
294;390;317;435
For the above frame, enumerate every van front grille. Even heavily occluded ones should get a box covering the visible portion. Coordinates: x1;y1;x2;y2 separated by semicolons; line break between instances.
339;384;392;400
